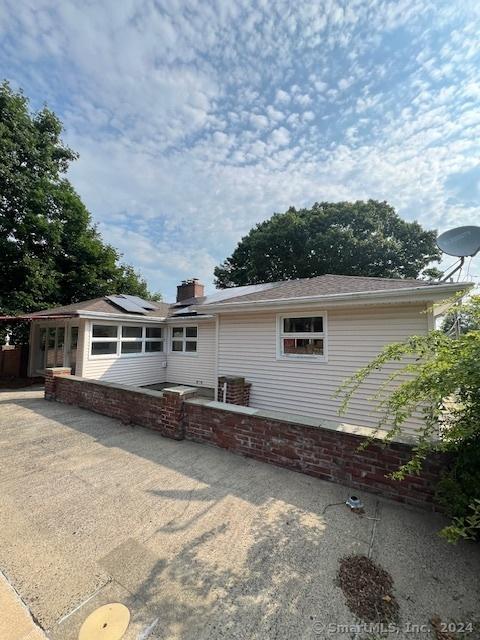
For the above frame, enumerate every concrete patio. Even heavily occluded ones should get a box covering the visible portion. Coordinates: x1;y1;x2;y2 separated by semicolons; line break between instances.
0;387;478;640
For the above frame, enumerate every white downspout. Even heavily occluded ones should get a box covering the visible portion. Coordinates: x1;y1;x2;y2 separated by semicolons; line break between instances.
214;314;219;400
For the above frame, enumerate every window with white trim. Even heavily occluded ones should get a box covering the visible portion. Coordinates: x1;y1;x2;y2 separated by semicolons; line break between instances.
278;315;326;359
90;324;164;357
171;326;197;353
91;324;119;355
145;327;164;352
121;325;143;354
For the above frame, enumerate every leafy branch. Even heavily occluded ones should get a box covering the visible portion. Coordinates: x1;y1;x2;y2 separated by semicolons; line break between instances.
336;295;480;541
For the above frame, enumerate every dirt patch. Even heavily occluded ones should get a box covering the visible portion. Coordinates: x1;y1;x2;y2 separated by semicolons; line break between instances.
337;555;399;623
430;616;458;640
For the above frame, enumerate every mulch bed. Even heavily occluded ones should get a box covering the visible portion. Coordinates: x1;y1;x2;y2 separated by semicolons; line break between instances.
337;555;399;623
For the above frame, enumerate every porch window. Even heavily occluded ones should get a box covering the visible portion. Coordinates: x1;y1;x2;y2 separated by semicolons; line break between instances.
92;341;118;355
145;326;163;352
278;314;326;360
92;324;118;338
90;324;164;357
121;325;143;355
171;326;197;353
91;324;119;356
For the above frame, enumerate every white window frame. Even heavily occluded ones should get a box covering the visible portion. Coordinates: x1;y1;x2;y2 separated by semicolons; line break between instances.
120;325;144;357
35;321;68;372
89;323;164;359
169;325;198;355
276;312;328;362
145;326;165;354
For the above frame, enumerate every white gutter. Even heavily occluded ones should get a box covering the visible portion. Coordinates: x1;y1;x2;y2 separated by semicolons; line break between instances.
77;311;167;323
192;282;472;313
164;314;216;323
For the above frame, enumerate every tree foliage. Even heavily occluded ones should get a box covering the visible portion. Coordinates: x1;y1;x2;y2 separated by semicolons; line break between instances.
0;81;156;325
441;302;480;335
337;294;480;542
214;200;441;287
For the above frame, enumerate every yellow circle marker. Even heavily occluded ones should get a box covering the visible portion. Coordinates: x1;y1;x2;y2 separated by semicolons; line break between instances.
78;603;130;640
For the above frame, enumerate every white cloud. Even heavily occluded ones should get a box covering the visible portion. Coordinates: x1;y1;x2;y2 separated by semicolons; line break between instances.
295;93;312;106
269;127;291;146
275;89;291;103
266;105;285;122
313;80;328;92
338;77;354;91
1;0;479;298
250;113;269;129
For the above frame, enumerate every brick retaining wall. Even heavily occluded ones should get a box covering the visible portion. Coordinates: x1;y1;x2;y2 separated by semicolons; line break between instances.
45;368;194;440
183;401;446;509
44;368;446;509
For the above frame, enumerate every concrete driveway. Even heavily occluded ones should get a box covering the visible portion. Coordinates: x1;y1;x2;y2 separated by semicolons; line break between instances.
0;387;479;640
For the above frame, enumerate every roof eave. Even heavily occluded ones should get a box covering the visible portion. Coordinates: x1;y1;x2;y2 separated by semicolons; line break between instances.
76;311;167;323
0;313;78;321
191;282;473;313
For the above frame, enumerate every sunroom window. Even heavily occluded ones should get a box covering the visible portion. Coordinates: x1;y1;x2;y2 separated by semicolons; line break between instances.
121;325;143;355
92;341;117;355
91;324;119;357
90;324;164;357
92;324;118;338
170;326;197;353
145;327;163;352
279;315;326;359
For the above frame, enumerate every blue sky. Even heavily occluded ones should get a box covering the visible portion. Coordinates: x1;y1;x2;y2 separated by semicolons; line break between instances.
1;0;479;300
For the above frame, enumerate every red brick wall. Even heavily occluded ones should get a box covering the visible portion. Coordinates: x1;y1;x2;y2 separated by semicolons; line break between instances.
48;373;187;440
44;371;445;509
184;402;446;509
217;376;251;406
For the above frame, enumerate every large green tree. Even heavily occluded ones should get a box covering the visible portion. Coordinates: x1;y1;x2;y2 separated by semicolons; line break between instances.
214;200;441;287
0;81;156;318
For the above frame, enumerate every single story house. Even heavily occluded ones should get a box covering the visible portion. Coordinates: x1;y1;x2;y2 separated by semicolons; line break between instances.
22;274;470;437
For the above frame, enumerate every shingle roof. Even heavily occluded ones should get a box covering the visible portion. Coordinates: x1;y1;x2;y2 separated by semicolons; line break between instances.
200;274;432;306
28;274;468;320
32;297;170;318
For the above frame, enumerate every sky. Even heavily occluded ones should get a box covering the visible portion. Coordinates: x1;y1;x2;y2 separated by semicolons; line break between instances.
1;0;479;301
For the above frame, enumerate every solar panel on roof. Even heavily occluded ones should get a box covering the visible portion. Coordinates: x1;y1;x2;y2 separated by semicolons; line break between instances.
120;294;157;310
106;295;148;314
201;282;277;304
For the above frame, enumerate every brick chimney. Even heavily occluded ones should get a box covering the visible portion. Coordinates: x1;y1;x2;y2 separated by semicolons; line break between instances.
176;278;205;303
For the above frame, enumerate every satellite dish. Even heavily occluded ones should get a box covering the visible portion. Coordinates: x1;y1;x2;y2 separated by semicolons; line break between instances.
437;226;480;257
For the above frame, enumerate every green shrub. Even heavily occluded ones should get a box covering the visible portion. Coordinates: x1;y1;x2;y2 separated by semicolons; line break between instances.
337;295;480;542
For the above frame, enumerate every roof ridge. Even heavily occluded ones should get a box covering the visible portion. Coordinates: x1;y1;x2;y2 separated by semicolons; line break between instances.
321;273;424;282
249;273;426;287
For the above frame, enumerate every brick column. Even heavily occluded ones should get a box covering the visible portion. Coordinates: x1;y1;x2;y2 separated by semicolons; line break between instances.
44;367;72;400
160;387;197;440
217;376;251;406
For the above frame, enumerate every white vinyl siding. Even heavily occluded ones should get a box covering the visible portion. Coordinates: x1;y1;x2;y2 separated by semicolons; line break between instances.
81;320;167;386
217;304;429;437
166;320;216;388
75;319;86;376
